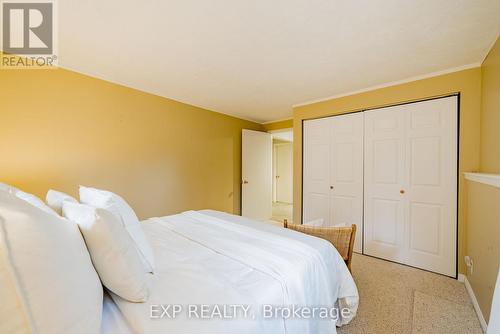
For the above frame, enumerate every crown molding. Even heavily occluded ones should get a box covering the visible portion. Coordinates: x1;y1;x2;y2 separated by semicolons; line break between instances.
293;63;481;108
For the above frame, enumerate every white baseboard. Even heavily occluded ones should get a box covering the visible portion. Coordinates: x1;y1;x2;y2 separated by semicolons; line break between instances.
459;274;488;332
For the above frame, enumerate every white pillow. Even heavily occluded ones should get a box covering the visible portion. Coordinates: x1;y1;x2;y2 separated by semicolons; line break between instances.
79;186;155;273
0;191;103;334
14;190;58;216
0;183;57;215
62;202;150;303
0;182;18;194
0;244;27;334
46;189;78;215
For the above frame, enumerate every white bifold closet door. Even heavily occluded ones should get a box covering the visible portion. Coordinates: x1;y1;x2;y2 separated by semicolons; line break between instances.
364;96;457;277
303;113;363;252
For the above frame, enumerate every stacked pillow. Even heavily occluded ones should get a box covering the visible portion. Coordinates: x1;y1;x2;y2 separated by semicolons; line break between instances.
1;183;155;333
79;186;156;273
0;191;103;334
0;182;57;216
62;202;150;302
54;186;155;302
0;182;15;193
46;189;78;215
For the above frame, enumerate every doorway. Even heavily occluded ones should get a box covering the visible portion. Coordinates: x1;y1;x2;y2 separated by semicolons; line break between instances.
272;130;293;223
241;128;293;224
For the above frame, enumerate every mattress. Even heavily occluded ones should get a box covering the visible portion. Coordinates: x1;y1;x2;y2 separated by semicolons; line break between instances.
108;210;358;334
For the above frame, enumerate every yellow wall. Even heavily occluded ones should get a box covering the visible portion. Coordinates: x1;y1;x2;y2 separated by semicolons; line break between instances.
466;181;500;321
293;68;482;275
480;37;500;173
0;67;263;219
263;119;293;131
466;36;500;322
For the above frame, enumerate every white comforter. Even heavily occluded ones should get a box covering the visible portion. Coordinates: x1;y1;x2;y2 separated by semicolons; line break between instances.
111;210;358;334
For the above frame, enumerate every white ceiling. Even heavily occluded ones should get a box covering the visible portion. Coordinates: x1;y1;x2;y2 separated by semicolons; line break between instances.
59;0;500;123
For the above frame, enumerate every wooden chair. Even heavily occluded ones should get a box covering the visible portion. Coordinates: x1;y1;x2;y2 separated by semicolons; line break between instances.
284;219;356;271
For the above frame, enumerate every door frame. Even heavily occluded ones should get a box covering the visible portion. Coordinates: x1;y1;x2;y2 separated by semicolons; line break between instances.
301;93;460;278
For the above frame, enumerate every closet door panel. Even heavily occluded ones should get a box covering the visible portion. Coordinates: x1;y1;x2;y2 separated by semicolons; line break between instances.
364;107;406;262
405;97;457;276
303;118;331;225
364;96;457;277
330;113;364;252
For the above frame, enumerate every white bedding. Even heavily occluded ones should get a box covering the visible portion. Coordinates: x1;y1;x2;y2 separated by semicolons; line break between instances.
101;292;135;334
109;210;359;334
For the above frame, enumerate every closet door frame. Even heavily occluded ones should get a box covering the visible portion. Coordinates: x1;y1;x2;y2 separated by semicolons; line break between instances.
301;93;459;278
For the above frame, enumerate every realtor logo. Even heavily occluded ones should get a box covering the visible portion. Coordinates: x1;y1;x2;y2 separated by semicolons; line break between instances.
1;0;57;68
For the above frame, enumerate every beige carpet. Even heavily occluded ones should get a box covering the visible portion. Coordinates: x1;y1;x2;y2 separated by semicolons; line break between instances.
338;254;483;334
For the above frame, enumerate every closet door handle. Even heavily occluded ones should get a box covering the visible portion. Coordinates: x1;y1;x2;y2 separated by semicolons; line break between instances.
400;189;405;194
330;185;334;190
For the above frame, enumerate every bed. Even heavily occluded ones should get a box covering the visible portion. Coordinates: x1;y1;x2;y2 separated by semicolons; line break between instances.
104;209;359;334
0;185;358;334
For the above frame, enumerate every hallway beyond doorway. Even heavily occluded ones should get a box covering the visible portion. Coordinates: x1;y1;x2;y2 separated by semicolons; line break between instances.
271;201;293;224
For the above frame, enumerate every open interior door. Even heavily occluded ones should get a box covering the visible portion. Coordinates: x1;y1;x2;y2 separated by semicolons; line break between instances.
242;129;272;220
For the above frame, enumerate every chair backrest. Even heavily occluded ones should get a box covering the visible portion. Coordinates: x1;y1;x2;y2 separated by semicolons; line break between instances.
284;220;356;270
